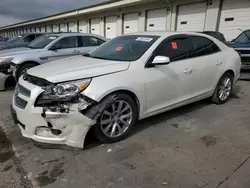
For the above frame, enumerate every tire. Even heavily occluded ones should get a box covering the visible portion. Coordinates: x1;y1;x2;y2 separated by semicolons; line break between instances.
16;63;37;80
212;72;234;104
94;93;138;143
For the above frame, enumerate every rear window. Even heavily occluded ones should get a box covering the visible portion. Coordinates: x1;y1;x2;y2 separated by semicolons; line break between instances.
90;35;159;61
201;32;226;43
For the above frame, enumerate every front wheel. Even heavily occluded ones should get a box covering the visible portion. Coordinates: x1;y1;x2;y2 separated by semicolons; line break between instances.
212;72;234;104
94;93;138;143
16;63;37;80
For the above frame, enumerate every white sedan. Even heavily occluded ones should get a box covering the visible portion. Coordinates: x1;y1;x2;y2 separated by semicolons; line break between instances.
11;32;241;149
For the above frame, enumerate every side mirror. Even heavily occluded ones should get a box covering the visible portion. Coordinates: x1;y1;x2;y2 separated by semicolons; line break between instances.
152;56;170;65
49;45;61;51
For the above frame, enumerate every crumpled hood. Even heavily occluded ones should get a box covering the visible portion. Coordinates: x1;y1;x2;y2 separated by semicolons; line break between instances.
27;55;130;83
0;47;41;57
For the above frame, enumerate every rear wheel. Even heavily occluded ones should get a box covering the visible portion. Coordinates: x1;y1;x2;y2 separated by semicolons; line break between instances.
16;63;37;80
212;72;233;104
94;93;138;143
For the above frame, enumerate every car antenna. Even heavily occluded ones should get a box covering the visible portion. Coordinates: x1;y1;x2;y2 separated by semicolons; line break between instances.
237;28;250;41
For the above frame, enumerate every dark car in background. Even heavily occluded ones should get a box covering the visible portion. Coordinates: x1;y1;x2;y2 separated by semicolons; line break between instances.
0;36;8;42
229;30;250;71
0;33;43;50
200;31;227;43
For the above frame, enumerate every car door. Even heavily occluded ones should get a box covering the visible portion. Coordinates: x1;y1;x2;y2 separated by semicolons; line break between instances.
188;35;223;97
144;35;196;114
45;36;79;62
78;36;105;54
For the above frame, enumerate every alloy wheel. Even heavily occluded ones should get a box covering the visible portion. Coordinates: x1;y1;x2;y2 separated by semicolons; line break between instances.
218;77;232;101
100;100;133;138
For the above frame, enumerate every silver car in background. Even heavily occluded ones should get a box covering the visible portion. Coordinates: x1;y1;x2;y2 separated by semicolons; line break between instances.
0;33;43;50
0;33;107;90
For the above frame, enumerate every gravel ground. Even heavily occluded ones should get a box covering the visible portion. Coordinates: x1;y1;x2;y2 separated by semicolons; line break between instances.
1;81;250;188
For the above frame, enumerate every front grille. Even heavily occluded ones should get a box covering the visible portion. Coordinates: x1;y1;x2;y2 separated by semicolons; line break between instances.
16;83;31;97
241;56;250;63
237;50;250;55
23;73;51;87
14;96;28;109
0;63;10;74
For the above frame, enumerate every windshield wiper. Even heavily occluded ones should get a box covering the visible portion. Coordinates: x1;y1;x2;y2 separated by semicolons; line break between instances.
83;53;91;57
83;53;111;60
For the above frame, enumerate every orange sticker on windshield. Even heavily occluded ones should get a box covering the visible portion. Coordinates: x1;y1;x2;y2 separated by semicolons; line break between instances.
115;47;123;51
171;42;178;49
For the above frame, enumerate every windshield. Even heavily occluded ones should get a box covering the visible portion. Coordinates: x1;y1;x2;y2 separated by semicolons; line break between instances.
8;35;23;42
28;35;59;49
235;30;250;43
89;35;160;61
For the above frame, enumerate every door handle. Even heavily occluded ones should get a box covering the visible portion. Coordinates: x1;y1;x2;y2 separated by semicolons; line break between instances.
216;61;223;66
184;68;193;74
73;50;80;54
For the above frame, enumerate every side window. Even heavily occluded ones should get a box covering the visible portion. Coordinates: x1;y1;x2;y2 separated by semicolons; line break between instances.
53;37;77;49
190;36;220;58
156;37;192;62
23;35;36;42
80;36;105;47
34;34;42;39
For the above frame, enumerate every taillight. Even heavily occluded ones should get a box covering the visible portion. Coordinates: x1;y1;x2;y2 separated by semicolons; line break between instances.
236;51;241;56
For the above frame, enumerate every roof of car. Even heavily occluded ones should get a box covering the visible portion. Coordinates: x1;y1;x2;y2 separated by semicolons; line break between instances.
125;31;212;38
43;32;107;38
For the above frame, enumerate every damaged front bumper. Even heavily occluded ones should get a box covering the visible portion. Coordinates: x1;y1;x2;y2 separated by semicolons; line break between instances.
12;77;101;149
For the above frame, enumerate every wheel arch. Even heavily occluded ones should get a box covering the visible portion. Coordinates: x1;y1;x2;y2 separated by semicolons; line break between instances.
18;60;40;67
99;89;141;119
225;69;235;79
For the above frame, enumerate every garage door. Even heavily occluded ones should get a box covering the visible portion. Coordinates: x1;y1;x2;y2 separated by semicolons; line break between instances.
146;8;167;31
79;20;87;33
68;21;77;32
46;25;52;33
53;24;59;33
40;26;45;33
60;23;67;32
123;13;139;34
105;16;117;39
219;0;250;41
176;2;207;31
90;18;101;35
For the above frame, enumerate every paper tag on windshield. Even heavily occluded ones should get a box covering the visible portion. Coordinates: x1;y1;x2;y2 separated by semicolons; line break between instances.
49;37;56;40
136;37;153;42
171;42;178;49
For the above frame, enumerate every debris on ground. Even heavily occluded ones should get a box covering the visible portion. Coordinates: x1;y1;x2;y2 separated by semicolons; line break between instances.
200;135;217;147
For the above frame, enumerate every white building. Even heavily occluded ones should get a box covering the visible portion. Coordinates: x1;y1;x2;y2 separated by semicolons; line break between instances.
0;0;250;41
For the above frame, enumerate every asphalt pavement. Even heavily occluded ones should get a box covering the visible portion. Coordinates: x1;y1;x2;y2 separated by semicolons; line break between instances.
1;81;250;188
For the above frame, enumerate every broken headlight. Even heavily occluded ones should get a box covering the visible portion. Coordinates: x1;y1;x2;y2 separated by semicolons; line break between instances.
40;78;91;101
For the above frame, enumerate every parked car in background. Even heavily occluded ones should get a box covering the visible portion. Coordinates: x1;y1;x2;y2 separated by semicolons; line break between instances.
229;30;250;71
0;33;107;89
0;36;8;42
11;32;241;148
0;33;43;50
200;31;227;43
